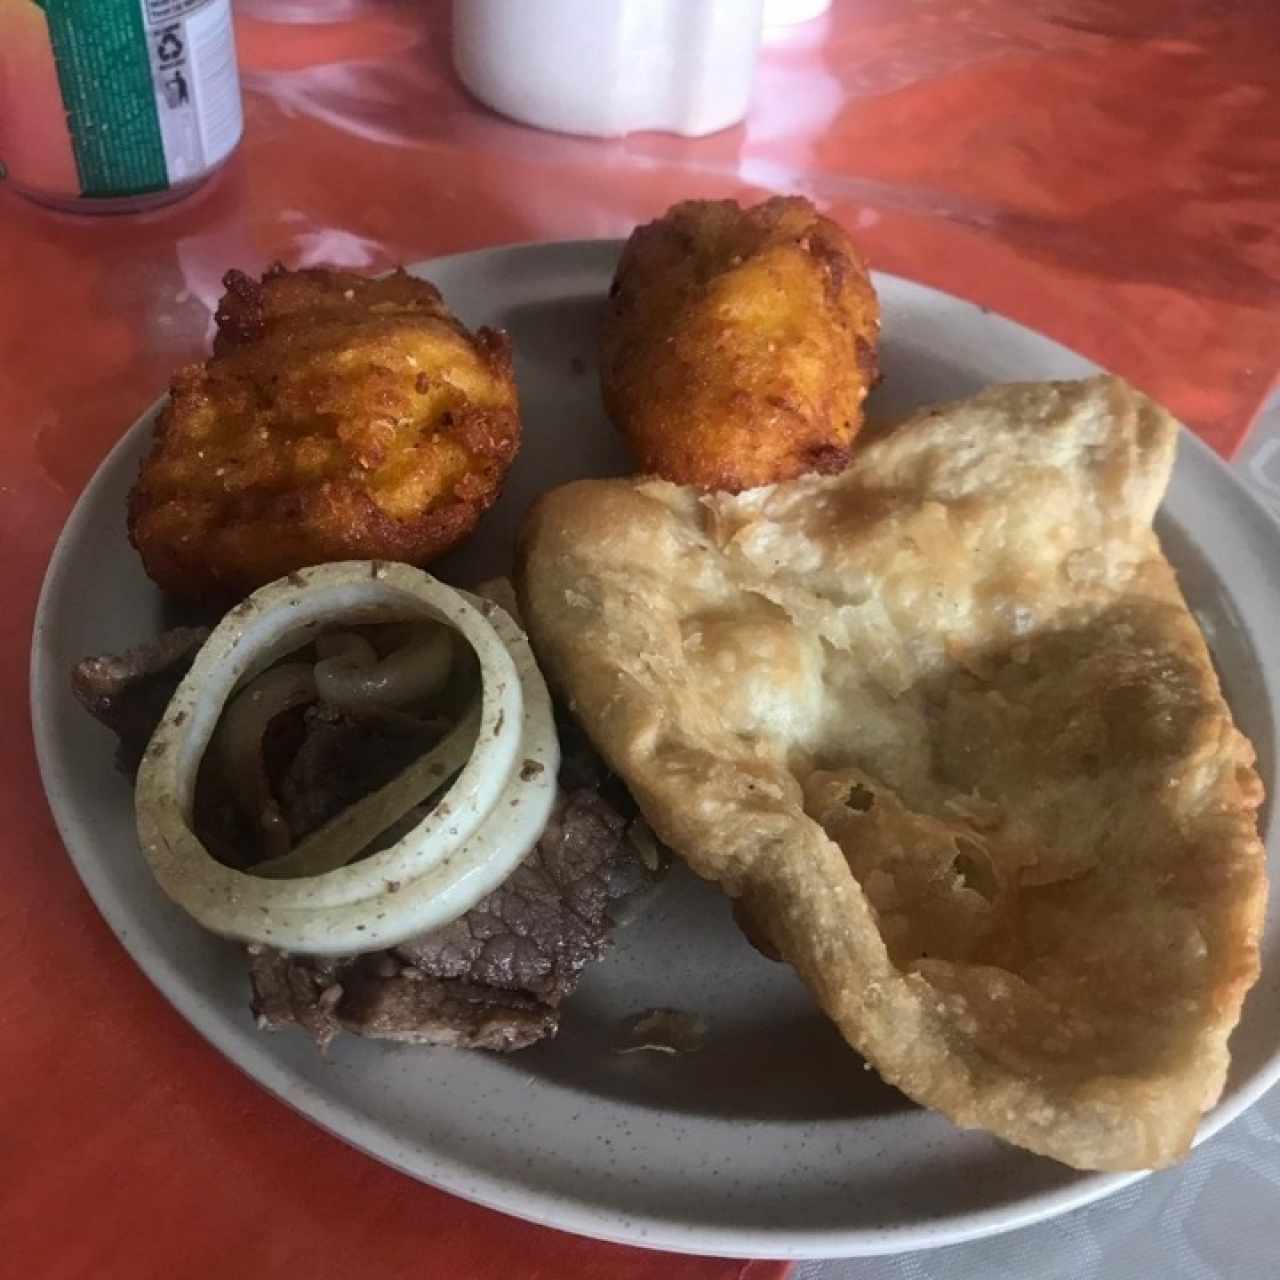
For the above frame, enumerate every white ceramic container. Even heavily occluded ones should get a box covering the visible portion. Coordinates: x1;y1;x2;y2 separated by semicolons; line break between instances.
452;0;765;138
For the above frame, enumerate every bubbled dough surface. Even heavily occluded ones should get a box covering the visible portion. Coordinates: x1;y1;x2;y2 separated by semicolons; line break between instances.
518;376;1268;1173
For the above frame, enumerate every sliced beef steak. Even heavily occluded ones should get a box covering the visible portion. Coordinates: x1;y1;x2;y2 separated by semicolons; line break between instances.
246;949;555;1052
74;628;659;1053
248;788;644;1051
273;703;442;841
393;787;626;1003
71;627;209;772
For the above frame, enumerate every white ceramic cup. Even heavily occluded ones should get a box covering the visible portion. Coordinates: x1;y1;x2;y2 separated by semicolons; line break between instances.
452;0;766;138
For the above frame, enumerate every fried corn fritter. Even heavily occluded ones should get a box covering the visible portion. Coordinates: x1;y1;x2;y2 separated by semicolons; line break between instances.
601;196;880;492
128;265;520;604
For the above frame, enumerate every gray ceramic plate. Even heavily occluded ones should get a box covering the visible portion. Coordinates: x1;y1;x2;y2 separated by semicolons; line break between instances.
30;241;1280;1259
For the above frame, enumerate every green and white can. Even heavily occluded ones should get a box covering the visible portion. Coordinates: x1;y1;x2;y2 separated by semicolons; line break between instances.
0;0;244;211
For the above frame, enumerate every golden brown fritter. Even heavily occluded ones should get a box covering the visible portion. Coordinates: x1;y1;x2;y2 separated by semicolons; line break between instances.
601;196;880;493
128;265;520;604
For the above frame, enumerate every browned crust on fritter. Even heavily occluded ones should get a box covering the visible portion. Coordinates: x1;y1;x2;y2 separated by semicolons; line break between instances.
128;265;520;604
601;196;881;493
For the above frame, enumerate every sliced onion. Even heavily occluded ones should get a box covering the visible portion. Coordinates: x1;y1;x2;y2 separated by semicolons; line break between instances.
213;662;317;859
251;698;481;880
315;630;377;667
134;562;560;955
313;623;452;713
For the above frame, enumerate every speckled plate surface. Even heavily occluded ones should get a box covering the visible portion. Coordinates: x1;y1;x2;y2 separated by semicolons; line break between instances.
31;242;1280;1258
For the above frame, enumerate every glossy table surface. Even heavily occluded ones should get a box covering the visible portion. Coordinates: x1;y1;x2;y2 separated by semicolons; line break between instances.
3;1;1278;1275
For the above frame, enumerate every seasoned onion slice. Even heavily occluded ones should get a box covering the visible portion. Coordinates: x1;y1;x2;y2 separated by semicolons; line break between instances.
134;561;559;955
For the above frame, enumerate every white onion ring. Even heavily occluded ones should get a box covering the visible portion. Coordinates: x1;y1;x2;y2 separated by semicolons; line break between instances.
314;624;453;715
134;561;559;955
213;662;317;859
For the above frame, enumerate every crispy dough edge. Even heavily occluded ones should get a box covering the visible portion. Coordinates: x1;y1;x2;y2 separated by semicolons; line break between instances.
516;377;1268;1171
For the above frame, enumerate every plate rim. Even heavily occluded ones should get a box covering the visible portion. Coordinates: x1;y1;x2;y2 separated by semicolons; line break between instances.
29;238;1280;1260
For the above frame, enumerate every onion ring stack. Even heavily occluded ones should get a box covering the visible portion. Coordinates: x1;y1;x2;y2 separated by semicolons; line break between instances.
135;561;559;954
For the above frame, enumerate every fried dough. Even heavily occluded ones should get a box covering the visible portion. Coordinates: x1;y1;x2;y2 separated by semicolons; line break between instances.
517;376;1267;1171
601;197;880;492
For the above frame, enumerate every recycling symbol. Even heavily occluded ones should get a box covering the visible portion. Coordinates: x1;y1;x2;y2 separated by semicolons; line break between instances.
156;27;184;64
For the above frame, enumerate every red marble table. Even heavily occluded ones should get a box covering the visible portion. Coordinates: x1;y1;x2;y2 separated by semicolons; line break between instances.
3;2;1278;1276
